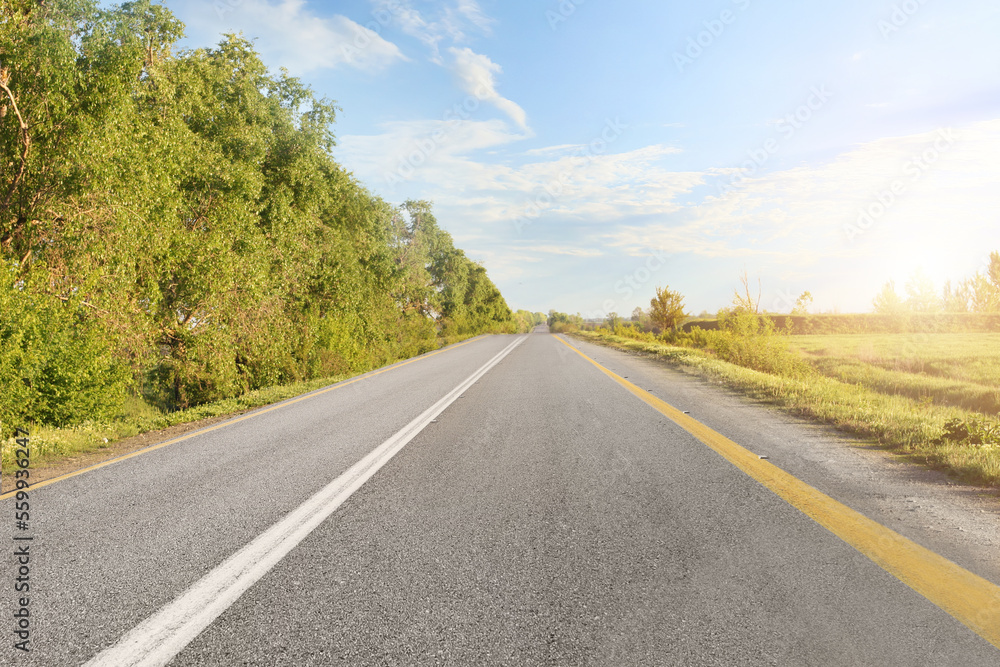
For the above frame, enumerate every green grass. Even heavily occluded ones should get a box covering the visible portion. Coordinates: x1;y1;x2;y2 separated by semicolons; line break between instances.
0;371;356;473
1;332;499;474
574;330;1000;489
788;334;1000;414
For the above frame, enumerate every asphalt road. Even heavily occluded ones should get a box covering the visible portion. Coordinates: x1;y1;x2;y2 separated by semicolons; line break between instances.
2;329;999;665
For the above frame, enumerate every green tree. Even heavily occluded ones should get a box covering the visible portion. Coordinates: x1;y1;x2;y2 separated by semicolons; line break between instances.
873;281;905;314
0;2;516;426
649;286;686;330
904;268;941;313
791;291;813;316
965;251;1000;313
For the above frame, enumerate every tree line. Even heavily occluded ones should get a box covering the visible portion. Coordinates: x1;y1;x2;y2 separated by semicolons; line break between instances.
873;255;1000;315
0;0;520;433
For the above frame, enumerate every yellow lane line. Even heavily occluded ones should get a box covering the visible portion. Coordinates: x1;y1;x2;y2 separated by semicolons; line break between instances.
1;335;492;500
555;335;1000;650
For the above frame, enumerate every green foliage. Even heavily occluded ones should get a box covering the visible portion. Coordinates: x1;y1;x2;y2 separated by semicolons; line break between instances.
705;310;810;377
547;310;583;333
511;309;545;333
788;333;1000;415
649;285;686;330
904;268;941;313
872;281;905;315
0;267;130;435
934;417;1000;447
791;291;813;316
0;2;513;429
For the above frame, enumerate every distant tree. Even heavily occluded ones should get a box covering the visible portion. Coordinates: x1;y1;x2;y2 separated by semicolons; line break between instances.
965;251;1000;313
650;286;686;330
631;306;650;330
904;268;941;313
606;311;621;328
941;280;970;313
873;281;905;314
791;291;813;316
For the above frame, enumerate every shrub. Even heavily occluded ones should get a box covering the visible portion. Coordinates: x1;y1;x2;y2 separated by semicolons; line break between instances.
0;271;131;436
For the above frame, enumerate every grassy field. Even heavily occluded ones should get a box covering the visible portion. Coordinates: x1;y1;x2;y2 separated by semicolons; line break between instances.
788;334;1000;415
575;329;1000;490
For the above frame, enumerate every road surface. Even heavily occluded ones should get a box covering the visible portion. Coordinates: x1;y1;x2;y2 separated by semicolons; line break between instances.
2;329;999;665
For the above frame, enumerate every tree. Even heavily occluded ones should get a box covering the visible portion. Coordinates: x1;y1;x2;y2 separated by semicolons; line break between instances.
649;286;686;330
791;291;813;316
965;251;1000;313
872;281;905;314
606;311;621;328
904;268;941;313
941;280;970;313
0;4;516;429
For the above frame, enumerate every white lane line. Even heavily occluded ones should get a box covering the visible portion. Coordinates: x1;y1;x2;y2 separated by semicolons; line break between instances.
84;335;527;667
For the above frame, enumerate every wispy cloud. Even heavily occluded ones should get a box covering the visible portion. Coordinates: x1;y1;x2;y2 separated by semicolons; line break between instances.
338;118;696;225
373;0;493;63
180;0;406;73
448;47;529;130
529;245;605;257
454;0;495;34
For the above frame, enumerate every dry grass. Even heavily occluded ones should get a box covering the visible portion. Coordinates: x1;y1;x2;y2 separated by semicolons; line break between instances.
575;330;1000;489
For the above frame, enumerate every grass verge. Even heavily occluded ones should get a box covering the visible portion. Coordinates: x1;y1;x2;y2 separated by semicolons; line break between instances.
573;330;1000;490
0;372;355;474
0;331;491;475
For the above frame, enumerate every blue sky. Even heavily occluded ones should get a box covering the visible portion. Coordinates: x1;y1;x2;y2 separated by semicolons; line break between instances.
166;0;1000;316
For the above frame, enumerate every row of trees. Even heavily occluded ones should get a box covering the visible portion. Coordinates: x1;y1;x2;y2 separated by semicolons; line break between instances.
873;255;1000;314
0;1;515;432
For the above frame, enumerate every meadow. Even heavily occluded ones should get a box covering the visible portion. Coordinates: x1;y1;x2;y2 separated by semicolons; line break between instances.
788;334;1000;415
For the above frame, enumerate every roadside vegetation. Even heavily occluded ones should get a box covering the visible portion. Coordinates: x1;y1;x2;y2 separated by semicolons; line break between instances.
0;1;543;468
560;261;1000;489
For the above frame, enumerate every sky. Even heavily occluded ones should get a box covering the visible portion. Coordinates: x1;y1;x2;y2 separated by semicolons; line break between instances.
163;0;1000;317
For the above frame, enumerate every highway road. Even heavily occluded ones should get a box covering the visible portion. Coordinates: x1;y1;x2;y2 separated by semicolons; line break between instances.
2;329;1000;665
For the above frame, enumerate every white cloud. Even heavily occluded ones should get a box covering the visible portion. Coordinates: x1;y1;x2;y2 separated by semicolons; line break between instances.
605;119;1000;295
522;144;587;157
448;47;529;130
180;0;406;73
528;246;605;257
372;0;493;63
338;117;696;230
454;0;495;34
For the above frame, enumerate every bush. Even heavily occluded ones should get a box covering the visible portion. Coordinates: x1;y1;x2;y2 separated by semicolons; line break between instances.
0;271;131;436
934;416;1000;446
